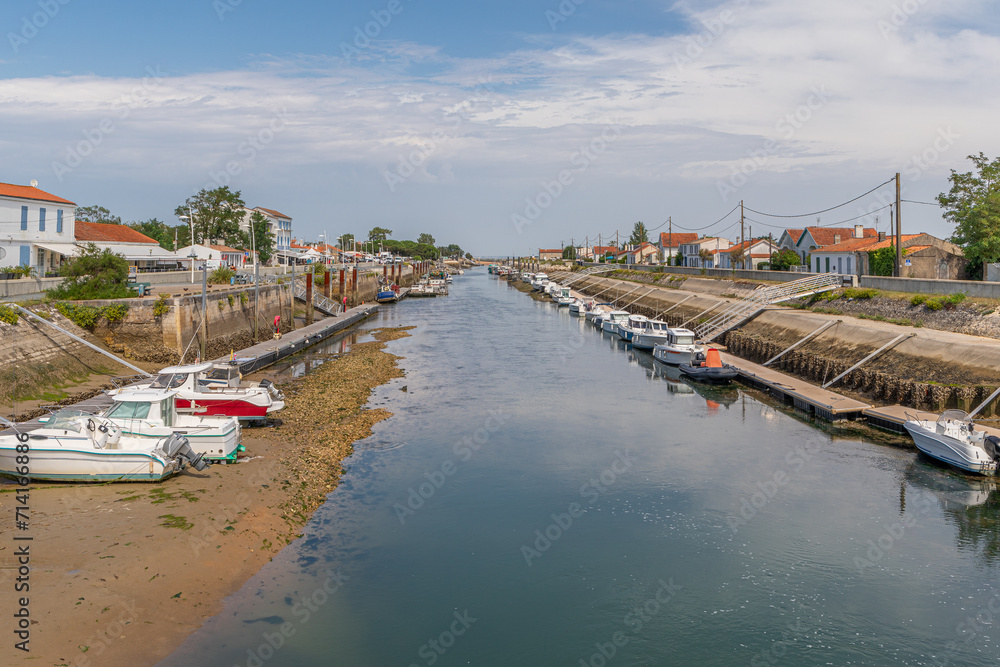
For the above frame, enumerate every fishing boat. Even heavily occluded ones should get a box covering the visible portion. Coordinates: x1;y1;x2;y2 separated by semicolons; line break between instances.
102;390;242;462
554;287;574;305
600;310;631;334
653;328;704;366
904;410;1000;476
631;319;671;351
109;362;284;423
0;411;208;482
616;314;648;342
679;348;739;384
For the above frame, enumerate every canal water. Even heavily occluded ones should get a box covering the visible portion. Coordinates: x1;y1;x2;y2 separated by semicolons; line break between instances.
161;270;999;666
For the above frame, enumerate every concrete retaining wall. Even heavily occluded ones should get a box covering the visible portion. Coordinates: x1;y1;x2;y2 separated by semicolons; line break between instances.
859;275;1000;298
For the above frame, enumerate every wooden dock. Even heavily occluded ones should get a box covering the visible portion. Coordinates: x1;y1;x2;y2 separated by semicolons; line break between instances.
720;352;871;420
863;404;1000;438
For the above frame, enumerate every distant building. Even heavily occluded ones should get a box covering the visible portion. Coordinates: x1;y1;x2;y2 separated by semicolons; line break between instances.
0;181;76;275
175;244;247;269
243;206;292;265
76;221;180;271
591;245;618;261
658;232;698;264
538;248;563;260
626;242;659;264
810;232;967;279
679;237;732;268
713;239;779;270
793;225;876;263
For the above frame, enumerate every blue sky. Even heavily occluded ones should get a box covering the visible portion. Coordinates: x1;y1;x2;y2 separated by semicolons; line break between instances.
1;0;997;255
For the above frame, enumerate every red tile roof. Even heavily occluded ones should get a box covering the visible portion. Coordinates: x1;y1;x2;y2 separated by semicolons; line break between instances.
75;221;158;244
210;244;243;253
813;234;922;253
591;246;618;256
784;229;805;244
803;227;876;247
658;232;698;248
539;248;563;253
0;182;75;205
255;207;291;219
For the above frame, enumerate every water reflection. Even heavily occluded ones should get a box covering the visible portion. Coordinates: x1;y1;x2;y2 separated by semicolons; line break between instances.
268;331;365;380
904;462;1000;565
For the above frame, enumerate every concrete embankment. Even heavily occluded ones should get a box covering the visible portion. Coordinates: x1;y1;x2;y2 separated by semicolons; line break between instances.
552;271;1000;416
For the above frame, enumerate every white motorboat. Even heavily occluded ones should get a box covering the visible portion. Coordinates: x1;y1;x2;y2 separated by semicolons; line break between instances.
653;328;704;365
585;303;607;322
546;282;561;299
109;362;284;423
0;411;208;482
554;287;574;306
102;390;243;462
569;298;590;317
601;310;631;334
631;319;672;351
531;273;549;290
904;410;1000;476
616;314;648;342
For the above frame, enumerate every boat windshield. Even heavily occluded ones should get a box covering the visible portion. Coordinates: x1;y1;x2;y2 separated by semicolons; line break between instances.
205;366;237;382
674;335;695;345
105;401;152;420
149;373;186;389
939;409;972;424
45;410;90;432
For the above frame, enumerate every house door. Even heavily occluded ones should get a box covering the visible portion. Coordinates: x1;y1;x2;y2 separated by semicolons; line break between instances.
938;259;948;280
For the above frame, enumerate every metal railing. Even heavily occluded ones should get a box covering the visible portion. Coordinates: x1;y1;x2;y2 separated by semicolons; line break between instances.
694;272;841;342
292;278;342;316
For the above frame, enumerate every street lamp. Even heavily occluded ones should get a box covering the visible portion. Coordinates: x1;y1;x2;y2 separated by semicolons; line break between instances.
179;208;197;284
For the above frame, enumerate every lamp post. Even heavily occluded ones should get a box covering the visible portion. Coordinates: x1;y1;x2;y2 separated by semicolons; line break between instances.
179;208;197;284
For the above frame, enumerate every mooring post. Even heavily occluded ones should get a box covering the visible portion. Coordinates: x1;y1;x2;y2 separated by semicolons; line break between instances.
200;266;208;361
352;266;358;306
305;272;314;326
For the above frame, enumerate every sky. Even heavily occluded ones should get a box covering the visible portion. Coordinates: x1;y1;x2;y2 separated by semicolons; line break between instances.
1;0;998;256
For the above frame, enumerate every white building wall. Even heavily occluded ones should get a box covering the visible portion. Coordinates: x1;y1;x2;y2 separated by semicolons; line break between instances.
0;195;76;274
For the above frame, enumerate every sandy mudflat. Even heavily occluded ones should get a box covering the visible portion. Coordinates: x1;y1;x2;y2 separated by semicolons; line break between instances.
0;326;411;667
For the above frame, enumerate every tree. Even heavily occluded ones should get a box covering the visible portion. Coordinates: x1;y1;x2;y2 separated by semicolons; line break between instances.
174;186;246;247
418;233;435;245
76;205;121;225
245;210;274;265
938;152;1000;280
628;221;649;246
339;233;356;251
47;243;133;300
728;246;746;270
769;248;801;271
869;245;899;276
446;243;462;257
465;252;473;260
562;246;577;260
698;248;713;267
128;218;174;251
368;227;393;244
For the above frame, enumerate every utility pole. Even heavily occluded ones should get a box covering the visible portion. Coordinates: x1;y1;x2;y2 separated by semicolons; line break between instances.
895;172;902;277
740;200;745;270
668;216;672;266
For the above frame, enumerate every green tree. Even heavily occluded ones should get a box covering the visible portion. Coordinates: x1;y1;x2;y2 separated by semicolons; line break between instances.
47;243;133;300
418;232;435;245
465;252;473;260
446;243;462;257
562;246;577;259
339;233;356;250
243;210;274;265
368;227;393;244
76;205;122;225
769;248;801;271
938;152;1000;279
868;245;900;276
628;221;649;246
174;186;246;247
128;218;174;250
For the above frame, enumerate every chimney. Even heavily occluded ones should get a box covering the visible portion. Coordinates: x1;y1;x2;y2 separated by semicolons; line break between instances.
854;224;863;239
878;231;886;242
833;234;841;244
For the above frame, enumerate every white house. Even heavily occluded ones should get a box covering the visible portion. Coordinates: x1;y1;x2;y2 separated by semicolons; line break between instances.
243;206;292;264
714;239;779;270
626;242;659;265
75;221;180;271
176;244;248;269
679;237;732;268
0;181;77;275
658;232;698;265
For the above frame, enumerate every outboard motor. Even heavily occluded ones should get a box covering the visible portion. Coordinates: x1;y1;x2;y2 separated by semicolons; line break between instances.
984;435;1000;462
159;432;210;471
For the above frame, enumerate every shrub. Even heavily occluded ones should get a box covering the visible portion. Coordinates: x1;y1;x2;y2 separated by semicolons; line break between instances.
218;299;225;310
209;266;235;285
910;294;927;306
46;243;134;300
0;304;19;324
227;294;235;306
842;287;878;299
925;298;943;311
102;303;129;323
240;292;248;305
55;303;101;329
152;294;170;317
943;292;967;306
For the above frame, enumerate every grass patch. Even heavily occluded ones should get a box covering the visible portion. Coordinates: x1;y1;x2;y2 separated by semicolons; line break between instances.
158;514;193;530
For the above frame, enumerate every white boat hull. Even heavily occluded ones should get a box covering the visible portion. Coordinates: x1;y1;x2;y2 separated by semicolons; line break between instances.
632;332;670;351
0;443;179;482
653;346;696;366
904;421;999;476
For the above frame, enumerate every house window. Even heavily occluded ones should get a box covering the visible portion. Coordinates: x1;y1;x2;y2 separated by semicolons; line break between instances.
825;257;830;272
57;209;63;233
20;206;27;231
39;207;46;232
847;257;852;274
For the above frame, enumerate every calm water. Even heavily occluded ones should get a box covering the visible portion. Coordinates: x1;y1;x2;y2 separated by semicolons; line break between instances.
161;270;1000;667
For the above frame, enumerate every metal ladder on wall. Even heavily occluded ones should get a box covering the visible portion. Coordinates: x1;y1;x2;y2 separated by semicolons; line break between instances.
694;272;842;343
256;273;343;316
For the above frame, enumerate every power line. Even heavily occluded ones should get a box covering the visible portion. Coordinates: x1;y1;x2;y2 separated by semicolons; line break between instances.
744;178;895;218
901;199;938;206
745;203;892;230
671;202;741;232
